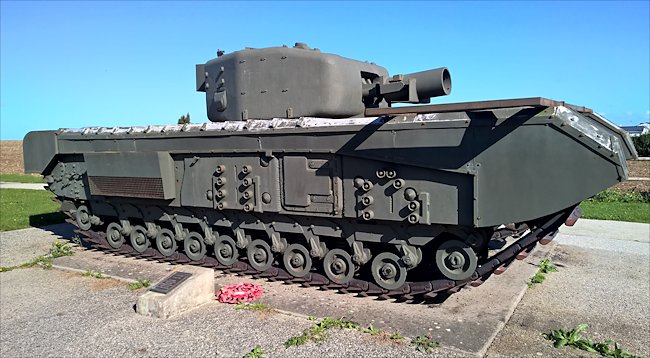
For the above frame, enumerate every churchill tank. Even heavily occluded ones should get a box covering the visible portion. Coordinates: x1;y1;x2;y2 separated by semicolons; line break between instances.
23;43;637;299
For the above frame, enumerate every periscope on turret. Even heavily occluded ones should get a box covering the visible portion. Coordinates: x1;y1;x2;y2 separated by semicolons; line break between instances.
22;43;638;298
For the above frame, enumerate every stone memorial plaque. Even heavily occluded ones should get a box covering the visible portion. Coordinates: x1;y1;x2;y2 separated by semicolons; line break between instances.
149;272;192;294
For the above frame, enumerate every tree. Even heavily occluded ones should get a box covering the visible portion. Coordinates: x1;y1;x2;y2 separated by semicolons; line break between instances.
632;134;650;157
177;113;191;125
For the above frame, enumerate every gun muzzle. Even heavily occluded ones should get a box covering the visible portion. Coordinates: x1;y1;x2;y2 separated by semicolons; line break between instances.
370;67;452;105
403;67;452;99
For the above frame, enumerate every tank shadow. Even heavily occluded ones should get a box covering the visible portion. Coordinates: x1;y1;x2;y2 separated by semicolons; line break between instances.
28;212;67;231
30;220;77;240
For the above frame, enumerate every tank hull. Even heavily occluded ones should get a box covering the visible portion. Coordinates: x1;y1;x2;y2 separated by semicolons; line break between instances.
24;100;635;228
22;98;636;295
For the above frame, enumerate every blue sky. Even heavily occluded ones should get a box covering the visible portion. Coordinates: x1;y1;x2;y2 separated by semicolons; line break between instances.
1;1;649;139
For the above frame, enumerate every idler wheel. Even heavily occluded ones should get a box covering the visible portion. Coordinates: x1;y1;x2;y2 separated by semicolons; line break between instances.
247;239;273;271
214;235;238;266
371;252;407;290
282;243;312;278
323;249;354;285
106;222;125;249
130;225;149;253
155;228;177;257
435;239;478;281
184;232;207;261
75;205;92;231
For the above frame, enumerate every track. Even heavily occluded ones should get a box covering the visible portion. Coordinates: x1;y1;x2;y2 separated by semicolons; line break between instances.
65;207;572;302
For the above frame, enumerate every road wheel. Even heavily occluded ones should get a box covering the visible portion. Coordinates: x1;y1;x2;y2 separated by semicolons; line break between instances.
435;239;478;281
323;248;354;285
247;239;273;271
283;243;312;277
214;235;238;266
371;252;407;290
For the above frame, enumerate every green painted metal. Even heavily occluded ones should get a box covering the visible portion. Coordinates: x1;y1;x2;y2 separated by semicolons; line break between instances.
21;45;637;286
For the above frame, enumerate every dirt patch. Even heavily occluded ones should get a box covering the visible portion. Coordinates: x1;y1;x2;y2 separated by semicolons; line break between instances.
613;160;650;192
0;140;24;174
627;160;650;178
57;270;124;291
88;277;124;291
613;180;650;192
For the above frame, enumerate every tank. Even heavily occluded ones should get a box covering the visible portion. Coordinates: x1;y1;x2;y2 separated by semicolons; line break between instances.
23;43;637;299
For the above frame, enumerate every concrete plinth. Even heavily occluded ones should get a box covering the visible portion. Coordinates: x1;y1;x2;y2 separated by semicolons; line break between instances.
136;266;214;319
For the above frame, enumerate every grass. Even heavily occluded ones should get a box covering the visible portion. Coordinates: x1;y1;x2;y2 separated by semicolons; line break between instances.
242;345;264;358
127;279;151;290
0;189;65;231
411;335;440;354
81;270;109;279
580;190;650;224
544;324;641;358
284;317;360;347
363;323;383;335
580;201;650;224
528;258;558;288
0;241;74;272
234;302;270;311
588;190;650;203
0;173;44;183
284;317;407;349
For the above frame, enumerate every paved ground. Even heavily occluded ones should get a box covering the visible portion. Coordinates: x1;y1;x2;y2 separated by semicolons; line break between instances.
487;233;649;357
0;182;47;190
0;220;648;357
561;218;650;243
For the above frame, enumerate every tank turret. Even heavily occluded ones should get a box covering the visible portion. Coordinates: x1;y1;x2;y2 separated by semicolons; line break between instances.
196;43;451;121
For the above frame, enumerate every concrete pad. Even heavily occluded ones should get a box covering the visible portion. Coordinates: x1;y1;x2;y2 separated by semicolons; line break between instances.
560;218;649;243
0;224;73;267
215;245;552;357
53;245;174;284
0;182;46;190
136;266;214;318
0;268;446;357
1;225;553;356
487;234;650;357
38;226;551;356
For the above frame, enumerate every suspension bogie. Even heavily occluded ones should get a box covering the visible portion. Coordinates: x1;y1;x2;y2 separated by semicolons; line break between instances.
64;199;562;297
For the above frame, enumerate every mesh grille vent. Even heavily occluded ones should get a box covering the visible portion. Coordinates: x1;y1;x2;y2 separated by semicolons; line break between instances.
89;176;165;199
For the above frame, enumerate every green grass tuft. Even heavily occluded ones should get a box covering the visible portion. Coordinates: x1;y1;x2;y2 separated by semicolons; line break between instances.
544;324;641;358
243;345;264;358
284;317;360;347
127;279;151;290
364;323;383;335
411;334;440;354
81;270;109;279
50;241;74;258
0;173;44;183
528;258;558;288
0;189;65;231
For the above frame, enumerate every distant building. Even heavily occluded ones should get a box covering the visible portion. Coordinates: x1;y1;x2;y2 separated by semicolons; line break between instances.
621;122;650;137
